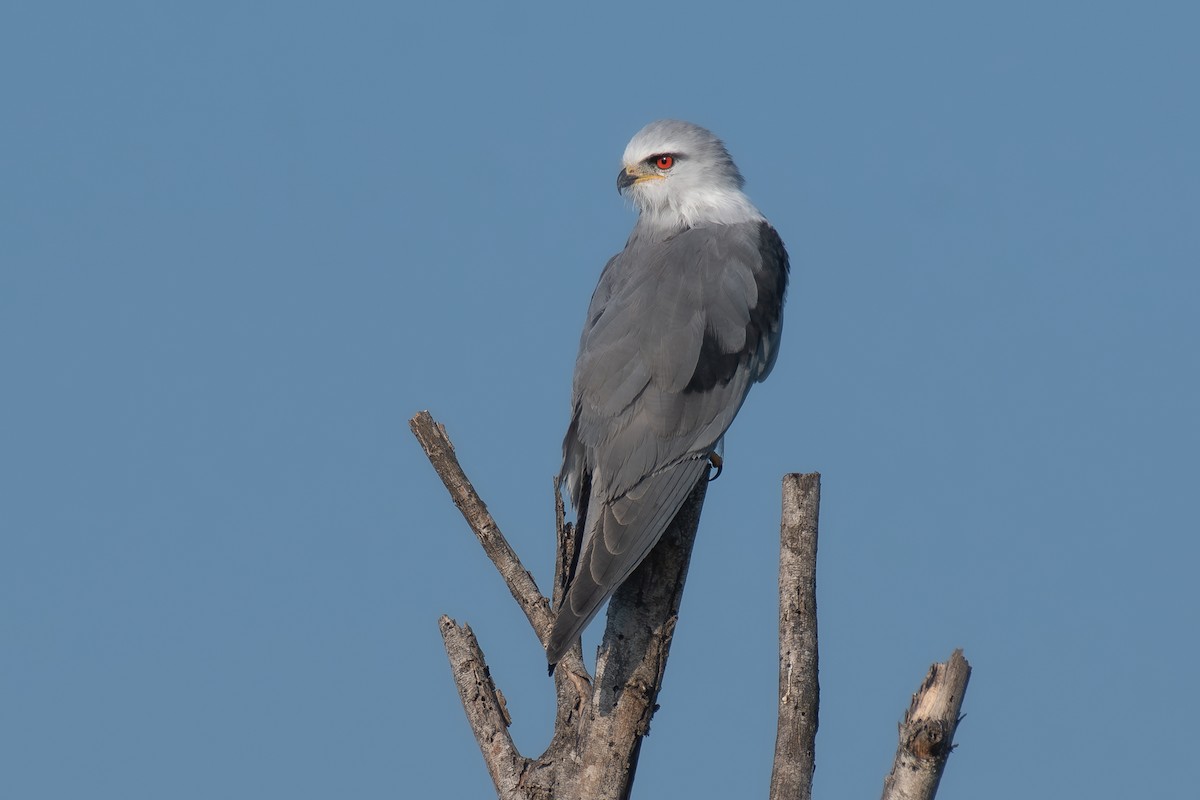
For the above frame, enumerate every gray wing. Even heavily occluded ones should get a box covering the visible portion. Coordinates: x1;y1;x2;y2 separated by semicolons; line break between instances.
548;220;788;664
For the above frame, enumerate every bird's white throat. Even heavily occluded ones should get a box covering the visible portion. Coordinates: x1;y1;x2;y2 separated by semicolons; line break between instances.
634;184;763;230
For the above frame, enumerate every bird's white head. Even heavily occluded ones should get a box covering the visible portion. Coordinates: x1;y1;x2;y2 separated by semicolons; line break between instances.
618;120;762;230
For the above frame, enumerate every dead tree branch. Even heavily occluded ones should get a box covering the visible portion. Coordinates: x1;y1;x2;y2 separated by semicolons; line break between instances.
438;616;528;795
771;473;821;800
567;476;708;799
410;411;553;641
880;650;972;800
412;411;970;800
411;411;707;799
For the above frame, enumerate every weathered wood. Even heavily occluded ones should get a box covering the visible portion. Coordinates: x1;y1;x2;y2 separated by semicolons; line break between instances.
410;411;553;642
880;650;972;800
414;410;970;800
438;617;529;797
571;477;708;799
770;473;821;800
412;411;707;799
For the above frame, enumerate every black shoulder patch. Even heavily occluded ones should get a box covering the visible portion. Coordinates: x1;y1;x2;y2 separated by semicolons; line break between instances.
684;221;790;394
752;222;790;361
685;326;742;392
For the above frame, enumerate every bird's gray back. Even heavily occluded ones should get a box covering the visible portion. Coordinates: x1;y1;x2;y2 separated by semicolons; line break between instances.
564;219;788;503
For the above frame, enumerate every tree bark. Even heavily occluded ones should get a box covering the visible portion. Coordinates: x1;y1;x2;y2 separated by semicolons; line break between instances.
770;473;821;800
411;411;706;800
562;477;707;800
409;411;553;640
439;617;528;796
880;650;972;800
411;411;971;800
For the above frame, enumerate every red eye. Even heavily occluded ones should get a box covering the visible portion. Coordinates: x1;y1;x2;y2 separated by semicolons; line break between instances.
655;155;674;170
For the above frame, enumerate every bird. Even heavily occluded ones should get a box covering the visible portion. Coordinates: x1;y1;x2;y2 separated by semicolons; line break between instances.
547;120;790;667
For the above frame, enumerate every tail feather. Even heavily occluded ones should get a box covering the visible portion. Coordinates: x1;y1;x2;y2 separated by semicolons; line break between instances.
546;458;707;665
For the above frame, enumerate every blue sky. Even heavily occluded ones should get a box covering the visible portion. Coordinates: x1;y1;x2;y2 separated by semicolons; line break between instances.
3;2;1197;798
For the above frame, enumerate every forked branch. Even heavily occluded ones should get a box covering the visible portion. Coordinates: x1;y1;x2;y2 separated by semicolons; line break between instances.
412;411;970;800
411;410;703;799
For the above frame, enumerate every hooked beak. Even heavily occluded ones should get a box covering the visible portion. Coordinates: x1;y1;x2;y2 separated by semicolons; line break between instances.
616;168;638;193
616;164;664;194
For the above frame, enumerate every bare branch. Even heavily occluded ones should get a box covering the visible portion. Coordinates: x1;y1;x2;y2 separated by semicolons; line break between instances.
511;476;709;800
880;650;972;800
414;411;593;798
770;473;821;800
417;410;970;800
572;475;709;800
438;616;530;797
410;411;553;641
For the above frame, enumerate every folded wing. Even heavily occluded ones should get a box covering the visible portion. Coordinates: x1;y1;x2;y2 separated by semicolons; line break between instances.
549;220;788;664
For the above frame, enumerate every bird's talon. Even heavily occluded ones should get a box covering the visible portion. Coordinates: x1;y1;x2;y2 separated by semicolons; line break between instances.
707;452;724;481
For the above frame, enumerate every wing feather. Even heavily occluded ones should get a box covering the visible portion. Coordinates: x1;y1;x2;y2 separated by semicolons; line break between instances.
549;219;789;665
546;458;708;663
